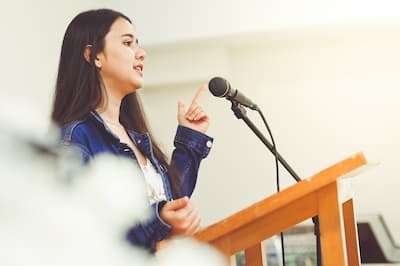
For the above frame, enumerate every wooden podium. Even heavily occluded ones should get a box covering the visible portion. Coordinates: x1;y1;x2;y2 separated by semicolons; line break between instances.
194;152;368;266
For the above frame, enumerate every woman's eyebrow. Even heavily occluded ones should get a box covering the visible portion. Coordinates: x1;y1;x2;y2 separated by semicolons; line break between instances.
121;33;135;39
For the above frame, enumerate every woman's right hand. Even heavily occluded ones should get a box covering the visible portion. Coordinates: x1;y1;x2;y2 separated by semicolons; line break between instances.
177;85;210;134
160;196;201;237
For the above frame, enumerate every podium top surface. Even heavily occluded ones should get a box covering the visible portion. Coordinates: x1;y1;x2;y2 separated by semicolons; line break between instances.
195;152;368;243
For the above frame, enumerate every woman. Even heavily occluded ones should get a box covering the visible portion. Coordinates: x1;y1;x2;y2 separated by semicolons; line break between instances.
51;8;213;253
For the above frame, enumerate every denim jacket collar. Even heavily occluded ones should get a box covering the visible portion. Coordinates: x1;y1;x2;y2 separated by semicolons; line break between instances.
89;111;153;157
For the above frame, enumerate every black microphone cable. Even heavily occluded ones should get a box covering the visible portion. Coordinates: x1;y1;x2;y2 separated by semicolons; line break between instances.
257;108;286;266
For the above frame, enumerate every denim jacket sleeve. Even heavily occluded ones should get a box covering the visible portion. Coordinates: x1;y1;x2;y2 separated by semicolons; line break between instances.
172;125;214;197
127;126;213;251
126;201;172;253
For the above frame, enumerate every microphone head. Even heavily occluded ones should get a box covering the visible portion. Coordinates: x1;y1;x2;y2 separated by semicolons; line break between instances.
208;77;230;97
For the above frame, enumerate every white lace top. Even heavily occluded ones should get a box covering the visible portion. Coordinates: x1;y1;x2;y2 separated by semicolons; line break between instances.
139;158;167;204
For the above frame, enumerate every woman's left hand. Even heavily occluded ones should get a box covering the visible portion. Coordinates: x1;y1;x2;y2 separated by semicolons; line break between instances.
177;84;210;133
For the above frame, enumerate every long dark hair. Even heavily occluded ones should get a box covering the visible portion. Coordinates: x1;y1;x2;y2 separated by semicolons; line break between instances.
51;8;181;198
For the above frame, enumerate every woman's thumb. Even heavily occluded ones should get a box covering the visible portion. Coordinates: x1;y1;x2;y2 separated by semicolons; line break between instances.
166;196;189;211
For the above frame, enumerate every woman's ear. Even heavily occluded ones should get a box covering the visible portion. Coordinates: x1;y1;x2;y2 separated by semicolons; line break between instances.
84;45;102;68
83;45;92;64
94;56;102;68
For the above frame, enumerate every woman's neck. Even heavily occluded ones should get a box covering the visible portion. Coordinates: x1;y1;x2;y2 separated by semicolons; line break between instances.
96;93;123;125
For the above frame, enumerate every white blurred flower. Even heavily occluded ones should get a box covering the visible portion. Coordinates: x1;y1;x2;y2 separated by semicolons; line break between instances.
156;238;227;266
72;153;151;232
0;100;226;266
0;128;152;266
0;97;54;144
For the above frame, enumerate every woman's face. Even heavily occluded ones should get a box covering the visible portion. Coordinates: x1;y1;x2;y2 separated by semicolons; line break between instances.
96;17;146;97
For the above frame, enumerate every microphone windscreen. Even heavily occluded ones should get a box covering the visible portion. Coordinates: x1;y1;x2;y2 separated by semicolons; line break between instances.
208;77;230;97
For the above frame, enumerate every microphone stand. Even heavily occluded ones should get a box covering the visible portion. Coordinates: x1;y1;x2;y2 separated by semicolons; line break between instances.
230;101;322;266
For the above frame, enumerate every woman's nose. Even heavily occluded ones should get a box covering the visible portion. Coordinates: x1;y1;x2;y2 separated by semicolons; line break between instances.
136;47;146;61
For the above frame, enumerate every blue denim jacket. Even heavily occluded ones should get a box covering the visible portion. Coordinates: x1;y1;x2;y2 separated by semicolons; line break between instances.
59;111;213;253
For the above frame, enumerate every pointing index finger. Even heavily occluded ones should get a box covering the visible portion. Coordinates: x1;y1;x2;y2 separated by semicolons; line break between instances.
191;84;207;104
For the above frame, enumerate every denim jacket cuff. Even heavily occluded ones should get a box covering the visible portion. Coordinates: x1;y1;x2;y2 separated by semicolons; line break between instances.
143;201;172;242
174;125;214;158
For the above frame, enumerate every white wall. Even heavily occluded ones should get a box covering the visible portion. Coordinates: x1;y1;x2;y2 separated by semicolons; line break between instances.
122;0;400;45
0;0;129;120
131;1;400;247
139;25;400;244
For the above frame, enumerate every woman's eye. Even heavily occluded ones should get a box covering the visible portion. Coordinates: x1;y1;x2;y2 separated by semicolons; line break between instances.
123;41;132;46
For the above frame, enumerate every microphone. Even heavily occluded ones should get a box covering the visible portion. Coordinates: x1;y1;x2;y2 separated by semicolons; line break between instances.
208;77;258;111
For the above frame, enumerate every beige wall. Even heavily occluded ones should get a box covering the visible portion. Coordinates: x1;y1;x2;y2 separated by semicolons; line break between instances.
139;26;400;244
0;0;124;119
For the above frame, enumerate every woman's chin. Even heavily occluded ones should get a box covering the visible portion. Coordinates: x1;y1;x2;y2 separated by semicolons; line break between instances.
132;80;144;90
123;83;143;95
